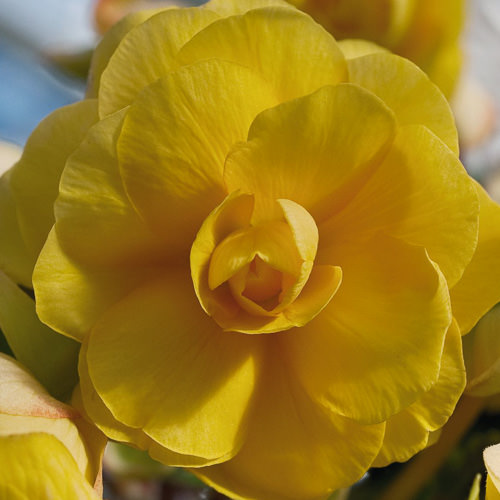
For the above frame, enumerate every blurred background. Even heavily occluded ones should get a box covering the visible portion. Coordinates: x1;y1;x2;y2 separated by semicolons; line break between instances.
1;0;500;499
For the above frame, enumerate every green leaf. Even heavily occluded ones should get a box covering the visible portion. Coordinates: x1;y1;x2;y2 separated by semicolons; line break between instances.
0;270;79;400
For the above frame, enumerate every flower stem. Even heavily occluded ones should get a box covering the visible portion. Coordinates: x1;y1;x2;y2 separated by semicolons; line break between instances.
379;395;485;500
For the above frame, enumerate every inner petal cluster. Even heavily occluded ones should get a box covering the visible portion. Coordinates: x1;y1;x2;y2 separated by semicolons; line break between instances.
191;192;342;334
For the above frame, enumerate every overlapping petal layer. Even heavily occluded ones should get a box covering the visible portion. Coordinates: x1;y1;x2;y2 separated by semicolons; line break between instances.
196;341;385;500
86;269;263;461
286;232;451;424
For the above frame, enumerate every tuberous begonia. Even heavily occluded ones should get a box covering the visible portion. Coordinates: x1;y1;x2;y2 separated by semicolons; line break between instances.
2;1;500;499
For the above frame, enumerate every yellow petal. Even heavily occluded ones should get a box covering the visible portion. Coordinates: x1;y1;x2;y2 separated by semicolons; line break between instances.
203;0;295;16
195;345;385;500
191;191;254;319
319;125;478;287
177;7;347;104
117;59;276;253
347;52;459;154
0;272;79;400
371;411;429;468
0;170;32;286
225;83;396;223
76;343;216;467
86;268;263;461
0;434;100;500
98;7;220;116
9;100;98;269
33;228;160;341
55;108;166;268
451;183;500;334
373;320;465;466
485;444;500;499
286;232;451;424
407;319;465;430
87;8;164;98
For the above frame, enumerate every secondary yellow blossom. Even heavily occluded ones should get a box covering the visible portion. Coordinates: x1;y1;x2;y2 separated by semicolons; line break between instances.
2;1;500;499
290;0;464;97
484;444;500;500
0;354;105;499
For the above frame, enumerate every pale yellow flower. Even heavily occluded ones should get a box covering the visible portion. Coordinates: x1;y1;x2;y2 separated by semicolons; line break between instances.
484;444;500;500
2;1;500;498
0;354;105;499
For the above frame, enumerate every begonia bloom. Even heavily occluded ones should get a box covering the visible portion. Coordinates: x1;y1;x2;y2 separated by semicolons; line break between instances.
2;1;500;499
0;354;105;499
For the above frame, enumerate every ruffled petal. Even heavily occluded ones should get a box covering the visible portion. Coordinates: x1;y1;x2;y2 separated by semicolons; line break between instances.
33;229;159;341
76;343;216;467
286;232;451;424
9;100;98;268
117;59;276;253
319;125;479;287
196;344;384;500
373;320;465;466
55;108;166;267
225;83;396;223
86;268;263;461
87;8;163;98
451;183;500;334
347;52;459;154
177;7;347;103
98;8;220;116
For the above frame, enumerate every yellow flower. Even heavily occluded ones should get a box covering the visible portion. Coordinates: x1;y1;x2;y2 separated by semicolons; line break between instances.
2;1;500;498
289;0;464;97
0;354;105;499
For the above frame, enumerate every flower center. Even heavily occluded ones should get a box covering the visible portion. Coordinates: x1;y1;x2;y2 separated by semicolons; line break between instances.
191;192;342;334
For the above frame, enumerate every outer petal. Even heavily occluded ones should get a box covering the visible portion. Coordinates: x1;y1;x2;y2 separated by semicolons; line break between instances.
451;184;500;334
55;108;166;268
177;7;347;103
117;59;277;253
371;411;429;468
347;52;459;154
373;320;465;466
33;229;160;341
87;8;164;98
0;271;78;400
225;83;396;223
196;343;385;500
286;232;451;424
98;8;220;116
9;100;98;271
319;125;478;287
76;343;217;467
0;170;32;286
0;434;100;500
86;268;263;461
